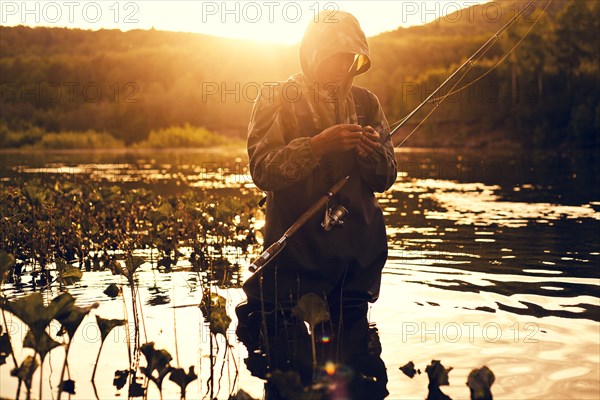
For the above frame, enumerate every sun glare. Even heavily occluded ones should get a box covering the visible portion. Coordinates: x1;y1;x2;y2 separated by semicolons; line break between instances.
1;0;490;44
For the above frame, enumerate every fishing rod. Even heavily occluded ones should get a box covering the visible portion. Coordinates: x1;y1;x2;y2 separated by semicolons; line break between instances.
386;0;552;146
249;0;540;274
383;1;537;143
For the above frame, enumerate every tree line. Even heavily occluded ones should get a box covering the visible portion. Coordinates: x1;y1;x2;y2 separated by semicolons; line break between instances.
0;0;598;149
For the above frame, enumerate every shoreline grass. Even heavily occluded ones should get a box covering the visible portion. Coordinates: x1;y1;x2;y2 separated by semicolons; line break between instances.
1;124;245;151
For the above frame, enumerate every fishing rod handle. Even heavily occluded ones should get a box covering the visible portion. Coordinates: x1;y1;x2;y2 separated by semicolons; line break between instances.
248;175;350;273
283;175;350;238
249;238;286;273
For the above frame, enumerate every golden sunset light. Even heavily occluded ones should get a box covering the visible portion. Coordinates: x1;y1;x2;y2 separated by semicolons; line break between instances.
1;1;599;399
2;0;491;43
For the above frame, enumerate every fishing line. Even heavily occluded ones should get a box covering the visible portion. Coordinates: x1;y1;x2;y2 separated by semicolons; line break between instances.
386;0;552;137
387;32;498;131
247;0;547;275
428;0;553;103
394;61;477;148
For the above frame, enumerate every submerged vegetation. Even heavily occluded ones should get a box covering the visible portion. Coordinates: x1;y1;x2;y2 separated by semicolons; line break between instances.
0;170;503;399
0;177;258;285
0;172;260;398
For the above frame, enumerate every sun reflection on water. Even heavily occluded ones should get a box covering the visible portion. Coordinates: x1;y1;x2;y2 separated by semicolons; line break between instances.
0;149;598;399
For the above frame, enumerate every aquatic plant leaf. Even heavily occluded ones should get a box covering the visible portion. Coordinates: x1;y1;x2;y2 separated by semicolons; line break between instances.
209;307;231;336
140;342;172;390
0;251;15;285
200;291;227;322
56;301;99;339
425;362;453;400
113;369;130;390
59;379;76;394
400;361;418;378
95;316;126;342
50;292;77;316
0;326;12;366
168;366;197;396
466;366;495;400
56;258;83;285
128;379;146;397
103;283;121;298
10;355;38;389
292;293;330;328
0;292;74;335
108;258;124;276
24;329;62;361
426;360;453;387
211;292;227;309
123;255;145;279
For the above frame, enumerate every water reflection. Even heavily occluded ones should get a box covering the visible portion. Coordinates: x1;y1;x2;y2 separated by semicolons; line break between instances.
0;147;598;399
381;160;599;326
237;301;388;399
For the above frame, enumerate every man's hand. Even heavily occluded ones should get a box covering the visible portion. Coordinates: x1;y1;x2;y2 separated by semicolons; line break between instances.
356;126;381;158
310;124;364;157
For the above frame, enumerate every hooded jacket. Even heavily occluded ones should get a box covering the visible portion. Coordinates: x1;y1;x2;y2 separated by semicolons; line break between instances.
245;11;397;306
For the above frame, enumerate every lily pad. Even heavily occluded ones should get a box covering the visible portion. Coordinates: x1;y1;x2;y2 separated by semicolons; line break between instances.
209;307;231;336
426;360;453;387
140;342;172;390
467;366;495;400
56;258;83;286
0;292;72;334
291;293;330;329
128;379;146;398
169;366;197;398
122;255;145;282
59;379;76;395
113;369;130;390
103;283;121;298
54;293;98;339
400;361;419;378
95;316;126;342
268;370;327;400
24;329;62;361
10;355;38;390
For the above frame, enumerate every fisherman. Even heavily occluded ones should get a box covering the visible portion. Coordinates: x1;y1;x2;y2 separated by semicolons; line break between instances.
236;10;396;395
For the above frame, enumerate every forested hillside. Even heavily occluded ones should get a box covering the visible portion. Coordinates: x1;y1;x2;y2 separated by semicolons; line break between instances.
1;0;598;148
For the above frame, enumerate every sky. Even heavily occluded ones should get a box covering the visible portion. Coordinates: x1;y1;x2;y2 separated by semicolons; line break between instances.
1;0;492;44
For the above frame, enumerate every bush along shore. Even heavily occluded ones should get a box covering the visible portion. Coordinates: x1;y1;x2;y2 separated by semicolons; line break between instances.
0;124;233;150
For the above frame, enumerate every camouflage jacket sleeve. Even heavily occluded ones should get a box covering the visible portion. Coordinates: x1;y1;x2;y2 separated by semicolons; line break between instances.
355;91;398;192
247;85;321;192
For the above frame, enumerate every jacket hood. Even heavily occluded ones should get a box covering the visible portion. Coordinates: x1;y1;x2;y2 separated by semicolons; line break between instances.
299;11;371;85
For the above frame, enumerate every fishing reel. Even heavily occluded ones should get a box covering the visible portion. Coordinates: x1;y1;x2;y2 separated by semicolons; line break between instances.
321;201;349;231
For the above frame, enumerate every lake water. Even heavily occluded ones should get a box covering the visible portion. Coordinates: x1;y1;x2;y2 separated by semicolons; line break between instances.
0;147;599;399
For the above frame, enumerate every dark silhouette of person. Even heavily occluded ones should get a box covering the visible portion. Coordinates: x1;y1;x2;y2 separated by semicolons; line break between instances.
237;10;396;399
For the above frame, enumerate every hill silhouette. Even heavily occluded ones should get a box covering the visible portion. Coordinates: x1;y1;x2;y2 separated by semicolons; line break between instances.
1;0;598;149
